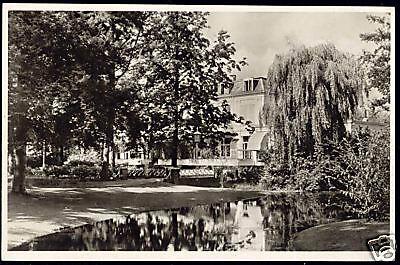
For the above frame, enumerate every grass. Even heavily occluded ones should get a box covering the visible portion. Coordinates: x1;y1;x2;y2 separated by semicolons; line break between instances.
292;219;390;251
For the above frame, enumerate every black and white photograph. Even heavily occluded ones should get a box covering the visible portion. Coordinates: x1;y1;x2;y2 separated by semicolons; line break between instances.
2;3;395;261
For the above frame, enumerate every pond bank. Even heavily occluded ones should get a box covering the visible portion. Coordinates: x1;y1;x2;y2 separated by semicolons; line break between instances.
7;178;262;249
292;219;390;251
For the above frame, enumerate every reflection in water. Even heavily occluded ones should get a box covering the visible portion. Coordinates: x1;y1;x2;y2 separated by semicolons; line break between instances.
12;192;347;251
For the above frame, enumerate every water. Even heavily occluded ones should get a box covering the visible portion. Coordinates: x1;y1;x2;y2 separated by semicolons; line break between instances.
11;192;348;251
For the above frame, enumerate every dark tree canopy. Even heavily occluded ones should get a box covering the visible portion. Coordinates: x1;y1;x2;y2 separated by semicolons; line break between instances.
129;12;246;165
260;44;366;165
7;10;246;191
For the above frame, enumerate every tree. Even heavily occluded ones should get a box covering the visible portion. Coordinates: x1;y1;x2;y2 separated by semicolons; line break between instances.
360;14;391;111
64;12;148;172
134;12;246;166
8;11;147;191
8;11;84;193
260;44;366;166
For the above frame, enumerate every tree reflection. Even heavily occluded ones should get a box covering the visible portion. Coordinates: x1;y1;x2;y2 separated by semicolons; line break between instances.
12;193;346;251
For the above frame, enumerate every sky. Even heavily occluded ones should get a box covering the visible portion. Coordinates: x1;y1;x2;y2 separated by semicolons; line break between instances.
206;12;384;79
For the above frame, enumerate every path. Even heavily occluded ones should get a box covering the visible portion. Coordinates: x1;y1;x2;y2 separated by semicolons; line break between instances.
7;178;262;249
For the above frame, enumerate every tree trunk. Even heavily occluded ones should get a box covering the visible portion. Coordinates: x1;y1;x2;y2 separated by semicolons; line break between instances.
101;141;105;162
12;114;28;194
106;143;110;165
171;79;180;167
41;140;46;169
111;135;116;173
108;62;116;173
8;125;16;177
10;147;16;177
59;145;64;163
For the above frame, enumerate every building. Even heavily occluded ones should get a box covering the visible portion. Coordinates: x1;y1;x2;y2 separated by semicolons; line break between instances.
115;76;271;168
114;75;389;169
213;76;270;166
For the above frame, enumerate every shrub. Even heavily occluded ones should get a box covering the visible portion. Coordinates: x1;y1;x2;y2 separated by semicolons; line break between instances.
66;160;96;167
28;168;47;178
42;164;100;180
70;164;100;180
261;128;390;220
260;151;294;190
44;165;70;178
239;167;263;184
334;129;390;220
66;149;101;165
27;156;43;168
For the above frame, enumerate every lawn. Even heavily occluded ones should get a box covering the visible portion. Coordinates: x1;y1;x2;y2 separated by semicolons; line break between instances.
292;219;390;251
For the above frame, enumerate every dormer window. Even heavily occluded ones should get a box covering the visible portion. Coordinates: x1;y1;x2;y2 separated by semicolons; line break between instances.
244;78;259;92
244;79;252;92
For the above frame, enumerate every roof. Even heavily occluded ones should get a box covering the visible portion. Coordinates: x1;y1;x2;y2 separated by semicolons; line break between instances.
247;131;269;151
219;77;267;98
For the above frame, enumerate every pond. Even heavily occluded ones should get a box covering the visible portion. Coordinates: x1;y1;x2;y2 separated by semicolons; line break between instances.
11;192;350;251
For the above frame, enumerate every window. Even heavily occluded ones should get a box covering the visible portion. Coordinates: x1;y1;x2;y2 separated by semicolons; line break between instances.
116;152;121;159
242;136;251;159
244;79;256;92
253;79;259;90
244;80;250;92
221;138;231;158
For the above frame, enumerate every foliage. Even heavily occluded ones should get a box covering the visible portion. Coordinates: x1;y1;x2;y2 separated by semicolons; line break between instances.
26;153;62;168
8;11;246;192
263;128;390;220
334;129;390;220
26;156;43;169
360;14;391;110
259;149;294;190
66;149;102;165
70;165;100;180
260;44;366;166
8;11;148;191
131;12;247;165
238;167;263;184
44;165;71;178
66;160;96;167
44;164;100;180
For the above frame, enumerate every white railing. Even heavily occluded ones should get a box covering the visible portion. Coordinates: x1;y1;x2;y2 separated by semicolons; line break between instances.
156;158;265;167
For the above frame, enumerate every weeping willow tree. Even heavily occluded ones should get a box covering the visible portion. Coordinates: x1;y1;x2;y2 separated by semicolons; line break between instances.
260;44;366;166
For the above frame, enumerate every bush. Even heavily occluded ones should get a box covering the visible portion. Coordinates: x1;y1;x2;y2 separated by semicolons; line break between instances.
27;156;43;168
334;129;390;220
66;160;96;167
263;128;390;220
44;165;70;178
259;150;294;190
70;164;100;179
42;164;100;180
239;167;263;184
67;149;101;165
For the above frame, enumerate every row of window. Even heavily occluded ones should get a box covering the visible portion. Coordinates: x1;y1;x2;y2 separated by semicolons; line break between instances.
116;136;253;160
116;152;139;160
218;79;260;95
